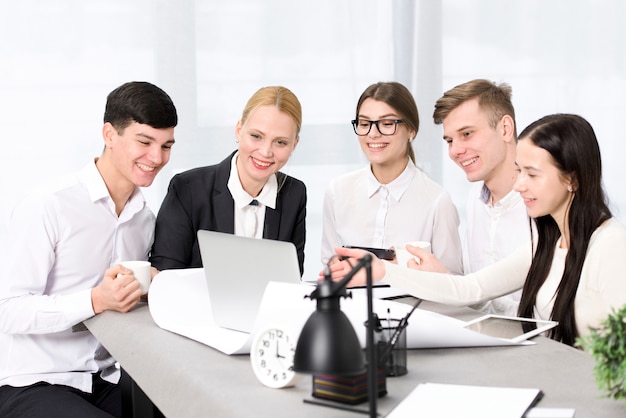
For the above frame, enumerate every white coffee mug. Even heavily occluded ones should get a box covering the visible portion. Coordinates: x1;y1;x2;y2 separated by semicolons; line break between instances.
394;241;431;267
119;260;152;294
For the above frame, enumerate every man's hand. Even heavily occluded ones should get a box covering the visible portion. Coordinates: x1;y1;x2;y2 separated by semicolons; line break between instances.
91;264;142;314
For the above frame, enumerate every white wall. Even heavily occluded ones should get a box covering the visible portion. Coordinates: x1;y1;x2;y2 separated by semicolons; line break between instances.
1;0;624;280
439;1;626;231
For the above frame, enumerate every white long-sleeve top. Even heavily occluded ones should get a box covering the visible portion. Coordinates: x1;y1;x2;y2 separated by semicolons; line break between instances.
0;160;155;392
321;161;463;274
381;218;626;338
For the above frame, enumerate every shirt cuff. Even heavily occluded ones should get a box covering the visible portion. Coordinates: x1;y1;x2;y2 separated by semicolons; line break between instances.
60;287;97;326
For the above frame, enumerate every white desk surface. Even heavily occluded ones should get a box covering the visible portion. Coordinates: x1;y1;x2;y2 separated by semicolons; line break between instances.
84;301;624;418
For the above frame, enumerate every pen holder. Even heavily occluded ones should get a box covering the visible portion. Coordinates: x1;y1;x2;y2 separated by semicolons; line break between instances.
380;318;408;377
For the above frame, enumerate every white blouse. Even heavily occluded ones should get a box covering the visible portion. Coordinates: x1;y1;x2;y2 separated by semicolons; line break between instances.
227;152;276;239
321;161;463;274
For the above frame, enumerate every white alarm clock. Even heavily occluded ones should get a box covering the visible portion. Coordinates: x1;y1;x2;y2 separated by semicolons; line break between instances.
250;325;302;388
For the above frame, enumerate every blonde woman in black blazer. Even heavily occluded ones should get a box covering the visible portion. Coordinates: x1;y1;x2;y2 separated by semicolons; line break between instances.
150;86;306;275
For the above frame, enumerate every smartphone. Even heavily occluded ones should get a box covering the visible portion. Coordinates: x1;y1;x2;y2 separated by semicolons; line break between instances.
342;246;395;260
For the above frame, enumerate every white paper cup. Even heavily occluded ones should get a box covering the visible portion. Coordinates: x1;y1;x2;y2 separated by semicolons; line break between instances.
120;260;152;294
394;241;431;267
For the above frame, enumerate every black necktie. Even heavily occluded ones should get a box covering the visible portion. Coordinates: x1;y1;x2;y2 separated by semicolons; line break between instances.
246;200;259;237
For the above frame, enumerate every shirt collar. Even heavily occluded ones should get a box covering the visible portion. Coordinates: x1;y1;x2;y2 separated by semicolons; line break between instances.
228;152;277;209
80;159;111;203
366;160;416;201
80;158;145;215
479;182;520;207
479;182;491;204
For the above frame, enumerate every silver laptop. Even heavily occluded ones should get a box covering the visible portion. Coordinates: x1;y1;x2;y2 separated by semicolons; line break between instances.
197;230;302;333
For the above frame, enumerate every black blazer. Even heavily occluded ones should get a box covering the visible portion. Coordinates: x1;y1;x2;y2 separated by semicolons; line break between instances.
150;151;307;275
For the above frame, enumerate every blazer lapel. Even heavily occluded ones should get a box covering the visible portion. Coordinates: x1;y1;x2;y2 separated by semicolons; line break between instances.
263;206;279;240
214;190;235;234
213;152;236;234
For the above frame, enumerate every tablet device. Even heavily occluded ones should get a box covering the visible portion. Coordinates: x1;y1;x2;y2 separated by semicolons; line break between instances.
463;314;558;343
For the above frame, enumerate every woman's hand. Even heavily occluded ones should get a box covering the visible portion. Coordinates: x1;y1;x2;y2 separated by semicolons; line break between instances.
405;245;450;273
318;247;387;287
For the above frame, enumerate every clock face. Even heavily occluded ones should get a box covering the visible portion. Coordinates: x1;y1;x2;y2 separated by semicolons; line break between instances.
250;326;302;388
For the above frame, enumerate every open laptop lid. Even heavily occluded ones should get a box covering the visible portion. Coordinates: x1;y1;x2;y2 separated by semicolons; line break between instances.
197;230;302;333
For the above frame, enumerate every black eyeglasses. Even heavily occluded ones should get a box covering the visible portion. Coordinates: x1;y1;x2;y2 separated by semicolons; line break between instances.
351;119;405;136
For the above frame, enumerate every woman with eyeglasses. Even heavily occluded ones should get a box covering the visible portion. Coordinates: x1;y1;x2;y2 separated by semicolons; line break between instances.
320;81;463;273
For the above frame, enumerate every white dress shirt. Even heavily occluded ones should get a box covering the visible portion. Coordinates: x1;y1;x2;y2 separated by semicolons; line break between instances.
227;152;276;239
0;160;155;393
464;182;532;316
381;218;626;338
321;161;463;274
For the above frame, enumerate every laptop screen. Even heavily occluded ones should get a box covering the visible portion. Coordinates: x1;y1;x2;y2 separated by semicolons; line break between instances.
197;230;302;333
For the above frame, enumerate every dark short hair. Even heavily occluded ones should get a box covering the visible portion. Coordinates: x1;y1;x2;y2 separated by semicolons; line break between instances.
104;81;178;132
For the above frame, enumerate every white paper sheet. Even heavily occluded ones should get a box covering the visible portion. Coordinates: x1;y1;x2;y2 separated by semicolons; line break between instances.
387;383;543;418
148;269;530;355
148;268;251;354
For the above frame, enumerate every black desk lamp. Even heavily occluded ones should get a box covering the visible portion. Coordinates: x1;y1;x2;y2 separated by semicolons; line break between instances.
293;254;378;417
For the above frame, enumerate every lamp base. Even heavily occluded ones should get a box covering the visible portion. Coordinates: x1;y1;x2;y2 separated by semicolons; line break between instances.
312;370;387;405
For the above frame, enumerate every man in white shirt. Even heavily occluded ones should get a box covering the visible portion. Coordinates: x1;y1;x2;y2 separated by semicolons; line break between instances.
0;81;177;418
433;79;531;316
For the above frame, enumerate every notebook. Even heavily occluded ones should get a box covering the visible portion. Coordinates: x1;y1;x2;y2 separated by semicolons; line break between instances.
197;230;302;333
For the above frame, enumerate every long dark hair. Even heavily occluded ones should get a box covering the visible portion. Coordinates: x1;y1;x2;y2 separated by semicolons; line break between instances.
517;114;611;346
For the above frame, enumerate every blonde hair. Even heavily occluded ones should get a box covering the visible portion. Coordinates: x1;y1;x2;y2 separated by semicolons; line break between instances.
240;86;302;135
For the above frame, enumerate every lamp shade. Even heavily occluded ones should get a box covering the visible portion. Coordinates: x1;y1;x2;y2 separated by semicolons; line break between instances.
293;308;365;375
293;255;377;418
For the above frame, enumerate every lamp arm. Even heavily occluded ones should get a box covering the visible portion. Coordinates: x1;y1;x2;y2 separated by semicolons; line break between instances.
329;254;377;417
364;254;377;418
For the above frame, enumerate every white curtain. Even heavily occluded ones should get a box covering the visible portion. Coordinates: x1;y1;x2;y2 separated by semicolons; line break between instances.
1;0;624;279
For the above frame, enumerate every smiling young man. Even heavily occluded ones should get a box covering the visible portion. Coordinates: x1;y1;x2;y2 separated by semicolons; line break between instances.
0;81;177;418
432;79;531;316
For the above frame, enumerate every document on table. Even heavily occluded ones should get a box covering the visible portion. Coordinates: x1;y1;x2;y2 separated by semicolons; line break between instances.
387;382;543;418
147;269;414;355
148;269;251;355
148;268;537;355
